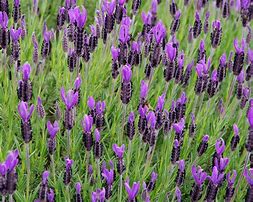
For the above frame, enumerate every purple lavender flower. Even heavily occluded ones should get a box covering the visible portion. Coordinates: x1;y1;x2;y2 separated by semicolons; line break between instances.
61;88;78;110
112;144;125;159
121;65;132;104
175;160;185;186
124;180;140;201
193;11;202;38
47;121;60;139
233;38;245;75
47;189;55;202
75;182;82;201
214;157;229;172
173;118;185;138
211;20;222;48
82;115;93;151
175;186;181;202
12;0;21;23
126;112;135;140
191;165;207;201
204;11;210;34
91;188;106;202
153;21;166;44
18;101;34;123
95;101;106;131
64;158;73;185
197;135;209;156
225;170;237;201
215;138;225;156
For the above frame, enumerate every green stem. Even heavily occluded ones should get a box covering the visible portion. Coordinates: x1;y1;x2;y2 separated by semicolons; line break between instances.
50;154;56;184
121;104;127;144
67;130;71;157
66;185;70;202
119;175;123;202
2;195;5;202
9;195;13;202
25;143;30;201
126;140;132;176
96;159;101;187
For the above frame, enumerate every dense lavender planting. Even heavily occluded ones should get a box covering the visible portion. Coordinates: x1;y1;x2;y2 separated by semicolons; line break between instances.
0;0;252;201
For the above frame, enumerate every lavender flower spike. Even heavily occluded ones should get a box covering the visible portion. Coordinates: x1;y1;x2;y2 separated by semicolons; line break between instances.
102;167;114;185
156;94;165;111
215;138;225;156
227;170;237;187
208;166;224;185
47;121;60;139
22;62;31;81
112;144;125;159
60;88;78;110
191;165;207;185
88;96;96;110
82;115;93;133
10;27;22;42
175;187;182;202
124;180;140;201
42;170;50;184
91;188;106;202
18;101;34;123
140;80;148;100
74;6;87;28
122;65;132;82
244;168;253;186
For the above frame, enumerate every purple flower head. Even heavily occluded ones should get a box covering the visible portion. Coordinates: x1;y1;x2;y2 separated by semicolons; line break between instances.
88;164;93;174
165;42;176;61
65;158;73;170
237;70;244;83
202;135;209;142
96;101;106;115
250;99;253;107
153;21;166;44
191;165;207;185
178;52;184;68
0;11;8;29
14;0;20;7
128;112;135;123
82;115;93;133
199;58;211;74
87;96;96;110
215;157;229;171
95;129;101;142
151;0;158;14
195;11;200;21
5;150;19;172
220;54;227;66
75;182;82;194
233;124;239;137
175;187;181;202
210;69;218;82
215;138;225;155
241;0;250;9
173;118;185;134
122;65;132;82
102;167;114;185
111;46;120;61
244;168;253;186
10;27;22;42
248;49;253;63
68;8;77;23
18;101;34;122
179;92;187;105
243;87;250;98
208;166;224;185
147;111;156;129
140;80;148;99
187;60;195;71
61;88;78;110
92;188;106;202
177;160;185;172
74;75;82;90
47;189;55;202
156;94;165;111
42;170;50;184
199;40;205;53
151;171;158;182
212;20;221;30
90;25;97;36
234;38;245;53
248;104;253;127
0;163;7;176
125;181;140;200
196;63;204;77
22;62;31;81
104;0;116;15
43;26;54;43
73;6;87;28
112;144;125;159
205;11;210;19
141;12;152;25
47;121;60;139
227;170;237;187
175;10;181;20
131;41;141;53
121;17;132;27
174;139;180;148
138;106;148;118
118;0;126;6
119;25;130;43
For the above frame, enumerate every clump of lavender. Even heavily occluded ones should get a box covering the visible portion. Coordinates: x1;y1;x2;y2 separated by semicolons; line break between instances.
231;124;240;151
225;170;237;201
233;38;245;76
190;165;207;201
124;179;140;202
82;115;93;152
175;160;185;186
211;20;222;48
121;65;132;105
91;188;106;202
102;163;114;199
205;166;224;201
17;62;33;102
47;120;60;155
36;97;45;119
244;168;253;201
64;158;73;185
197;134;209;156
95;101;106;131
37;171;50;201
75;182;83;202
